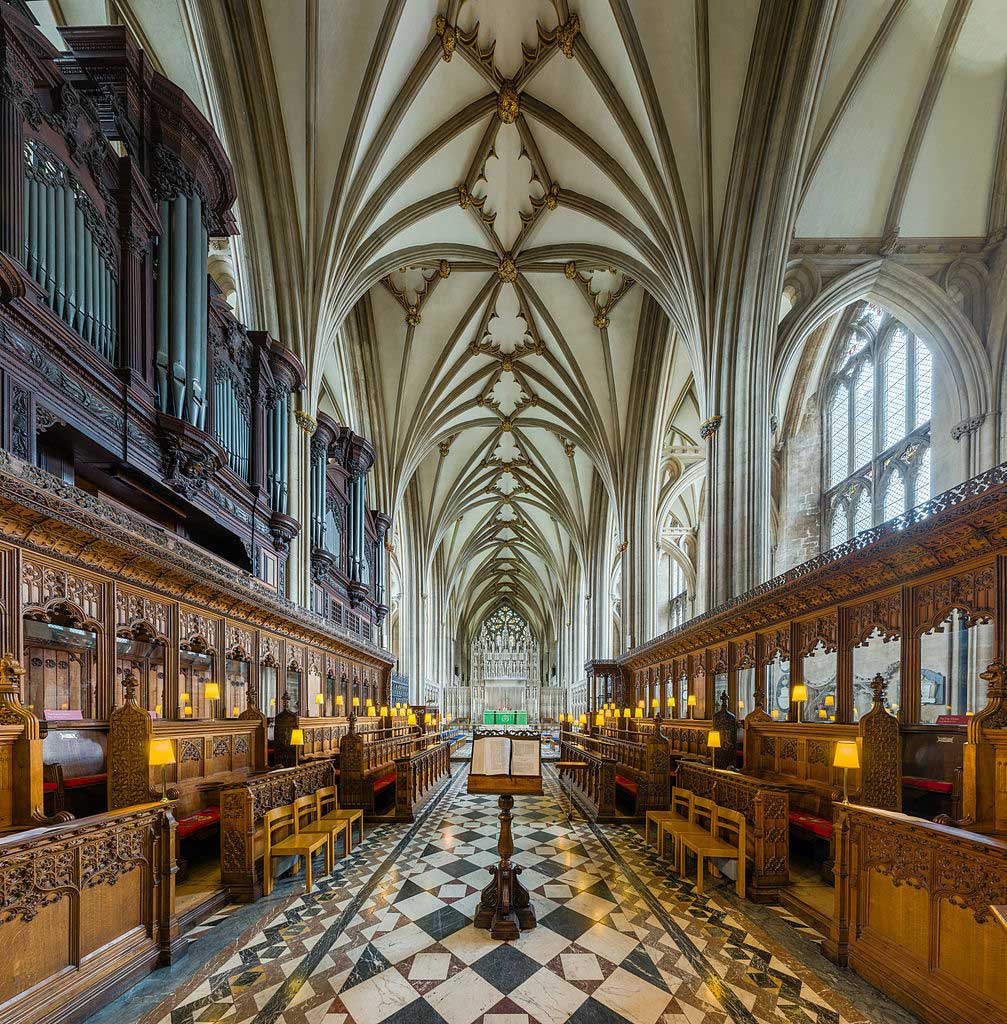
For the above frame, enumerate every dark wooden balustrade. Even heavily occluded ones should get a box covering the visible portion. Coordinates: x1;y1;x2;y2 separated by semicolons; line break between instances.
557;738;617;821
394;741;451;821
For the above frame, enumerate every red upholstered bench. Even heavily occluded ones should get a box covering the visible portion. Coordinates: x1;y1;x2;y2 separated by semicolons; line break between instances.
64;772;107;789
902;775;953;795
176;806;221;839
615;774;638;796
43;781;58;794
788;810;833;840
373;772;396;794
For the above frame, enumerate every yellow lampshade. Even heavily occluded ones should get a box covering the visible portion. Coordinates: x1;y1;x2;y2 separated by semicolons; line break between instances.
183;706;193;717
738;700;744;709
366;698;373;706
792;684;808;702
595;713;604;727
205;683;220;700
706;730;721;749
579;713;587;724
179;692;190;702
687;694;697;707
818;709;827;719
269;697;275;706
825;694;835;707
424;712;432;725
368;706;377;717
232;706;240;715
833;740;859;769
407;713;417;726
290;728;304;745
638;700;644;709
380;705;389;717
149;738;175;766
316;693;325;704
668;696;676;707
154;704;162;716
336;695;344;706
352;696;360;707
829;714;836;722
634;708;643;719
771;708;780;719
623;707;631;717
651;699;658;709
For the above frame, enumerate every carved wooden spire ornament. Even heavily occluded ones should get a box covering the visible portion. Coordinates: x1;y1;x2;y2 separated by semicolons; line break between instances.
858;673;901;811
0;652;37;738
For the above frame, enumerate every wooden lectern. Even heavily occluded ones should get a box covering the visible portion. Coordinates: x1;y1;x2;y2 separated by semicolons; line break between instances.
468;730;543;940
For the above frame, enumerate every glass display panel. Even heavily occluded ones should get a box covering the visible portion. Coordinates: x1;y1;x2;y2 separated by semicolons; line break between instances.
24;617;98;717
853;629;900;719
736;665;756;719
802;643;837;721
260;664;278;718
919;610;994;722
115;635;165;713
225;657;250;718
179;649;215;719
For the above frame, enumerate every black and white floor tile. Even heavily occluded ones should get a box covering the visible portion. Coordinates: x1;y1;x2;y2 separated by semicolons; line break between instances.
134;768;918;1024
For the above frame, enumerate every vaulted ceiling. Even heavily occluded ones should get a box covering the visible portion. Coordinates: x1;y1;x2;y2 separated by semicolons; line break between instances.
30;0;1007;645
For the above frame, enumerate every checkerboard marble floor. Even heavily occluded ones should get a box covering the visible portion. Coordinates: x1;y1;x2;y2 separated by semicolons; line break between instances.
134;768;918;1024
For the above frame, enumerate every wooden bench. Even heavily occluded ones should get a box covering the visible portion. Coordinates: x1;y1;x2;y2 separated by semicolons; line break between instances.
901;724;964;821
219;759;338;902
41;723;108;816
393;741;451;821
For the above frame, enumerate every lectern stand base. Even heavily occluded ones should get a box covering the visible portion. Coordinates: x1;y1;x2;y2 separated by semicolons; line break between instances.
473;795;537;940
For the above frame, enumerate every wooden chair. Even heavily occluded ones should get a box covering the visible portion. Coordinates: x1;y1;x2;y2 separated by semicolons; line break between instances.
300;791;350;859
262;801;331;896
679;804;746;898
658;789;712;863
317;785;364;852
646;786;690;849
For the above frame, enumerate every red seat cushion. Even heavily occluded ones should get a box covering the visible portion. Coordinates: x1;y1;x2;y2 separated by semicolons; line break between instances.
64;773;107;789
176;806;221;839
902;775;953;795
788;810;833;840
43;781;58;793
615;774;638;796
373;772;396;793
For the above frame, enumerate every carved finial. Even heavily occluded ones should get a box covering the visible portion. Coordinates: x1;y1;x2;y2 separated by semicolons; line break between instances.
979;660;1007;699
122;673;140;704
438;259;451;278
405;304;421;327
281;690;291;711
0;653;25;690
497;81;520;123
348;712;357;735
653;712;663;737
870;673;887;706
564;260;577;279
720;690;729;711
0;653;37;735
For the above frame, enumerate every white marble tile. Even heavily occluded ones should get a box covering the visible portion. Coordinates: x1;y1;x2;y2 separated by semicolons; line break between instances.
394;891;447;921
338;967;419;1024
437;883;469;899
593;967;670;1024
542;883;573;899
408;953;452;981
425;968;502;1024
409;867;455;891
560;953;604;981
441;923;500;965
510;967;588;1024
563;891;616;922
507;923;571;963
576;922;639;963
370;921;435;964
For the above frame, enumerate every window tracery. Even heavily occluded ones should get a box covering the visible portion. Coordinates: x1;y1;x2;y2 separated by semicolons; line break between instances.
825;303;933;546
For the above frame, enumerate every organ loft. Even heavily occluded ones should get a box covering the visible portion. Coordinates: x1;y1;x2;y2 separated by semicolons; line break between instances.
0;2;1004;1023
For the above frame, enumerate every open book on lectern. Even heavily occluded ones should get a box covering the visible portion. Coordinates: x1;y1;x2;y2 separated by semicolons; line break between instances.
471;735;541;777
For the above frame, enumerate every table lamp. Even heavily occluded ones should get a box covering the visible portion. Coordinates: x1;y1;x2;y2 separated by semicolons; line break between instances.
792;683;808;722
651;698;658;712
595;712;604;727
423;712;432;726
638;700;644;709
825;694;835;708
634;707;643;719
623;707;631;720
352;696;360;708
706;729;721;766
149;738;175;802
667;696;676;714
407;712;417;726
183;705;193;717
316;692;325;713
833;739;859;803
205;682;220;719
818;708;827;720
290;726;304;765
336;695;344;712
687;694;697;719
380;705;389;717
368;705;377;717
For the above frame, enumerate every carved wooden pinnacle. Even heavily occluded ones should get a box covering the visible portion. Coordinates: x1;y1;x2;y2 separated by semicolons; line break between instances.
870;673;887;705
979;660;1007;699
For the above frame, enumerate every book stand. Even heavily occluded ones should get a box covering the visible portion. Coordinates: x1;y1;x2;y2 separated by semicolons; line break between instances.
468;732;543;940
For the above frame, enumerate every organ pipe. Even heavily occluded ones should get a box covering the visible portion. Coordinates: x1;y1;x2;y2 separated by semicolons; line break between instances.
22;141;118;364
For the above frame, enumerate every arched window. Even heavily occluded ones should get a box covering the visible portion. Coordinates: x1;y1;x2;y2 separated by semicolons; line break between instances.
825;303;933;546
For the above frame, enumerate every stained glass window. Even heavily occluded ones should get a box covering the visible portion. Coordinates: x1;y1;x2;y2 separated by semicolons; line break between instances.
825;303;932;545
